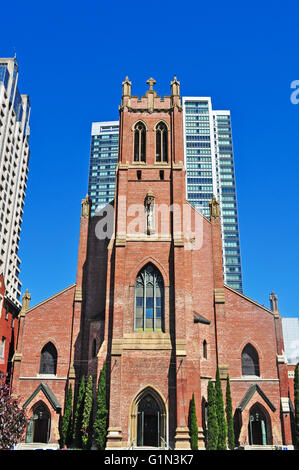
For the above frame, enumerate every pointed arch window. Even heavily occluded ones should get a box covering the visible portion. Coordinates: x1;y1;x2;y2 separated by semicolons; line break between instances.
203;340;207;359
242;344;260;376
39;342;57;375
155;122;168;162
135;263;164;332
134;122;146;162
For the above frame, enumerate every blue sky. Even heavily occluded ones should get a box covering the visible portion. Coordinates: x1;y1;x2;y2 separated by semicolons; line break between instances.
1;0;299;317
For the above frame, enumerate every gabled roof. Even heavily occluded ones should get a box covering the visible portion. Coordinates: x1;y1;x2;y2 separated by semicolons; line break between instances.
27;284;76;313
23;382;62;412
237;384;276;412
224;284;274;316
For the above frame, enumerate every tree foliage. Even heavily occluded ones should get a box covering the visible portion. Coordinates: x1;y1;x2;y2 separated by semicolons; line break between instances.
0;374;28;449
207;380;218;450
188;393;198;450
73;375;86;448
81;375;93;449
61;383;73;447
225;375;235;450
93;361;108;450
215;368;227;450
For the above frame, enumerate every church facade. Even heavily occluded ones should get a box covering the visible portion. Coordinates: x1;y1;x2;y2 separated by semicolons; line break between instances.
11;77;293;449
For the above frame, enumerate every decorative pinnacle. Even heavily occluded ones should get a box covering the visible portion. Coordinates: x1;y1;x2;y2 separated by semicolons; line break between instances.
171;76;180;96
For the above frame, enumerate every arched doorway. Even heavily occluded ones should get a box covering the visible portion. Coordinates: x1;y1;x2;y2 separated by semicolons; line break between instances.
137;394;160;447
248;404;271;445
130;387;167;448
26;402;51;443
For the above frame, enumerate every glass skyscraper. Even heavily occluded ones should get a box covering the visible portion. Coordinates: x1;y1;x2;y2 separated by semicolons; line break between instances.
88;97;243;292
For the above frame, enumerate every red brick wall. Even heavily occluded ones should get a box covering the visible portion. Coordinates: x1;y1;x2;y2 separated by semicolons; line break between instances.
12;285;75;443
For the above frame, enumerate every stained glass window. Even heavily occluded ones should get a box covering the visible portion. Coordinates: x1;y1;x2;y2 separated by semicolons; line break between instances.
134;263;164;331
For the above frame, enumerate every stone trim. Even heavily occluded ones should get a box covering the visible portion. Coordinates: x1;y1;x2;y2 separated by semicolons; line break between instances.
111;333;172;355
214;288;225;304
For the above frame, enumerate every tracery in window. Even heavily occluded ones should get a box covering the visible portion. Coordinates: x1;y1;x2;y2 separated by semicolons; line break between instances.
134;121;146;162
155;122;168;162
135;263;164;332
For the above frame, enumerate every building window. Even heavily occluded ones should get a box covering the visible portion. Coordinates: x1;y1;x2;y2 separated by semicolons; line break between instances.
203;340;207;359
242;344;260;376
155;122;168;162
134;263;164;332
0;337;5;358
134;122;146;162
39;342;57;375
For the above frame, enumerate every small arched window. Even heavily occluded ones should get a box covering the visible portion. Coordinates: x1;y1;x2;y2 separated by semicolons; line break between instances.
135;263;164;332
242;344;260;376
203;340;207;359
155;122;168;162
39;342;57;375
134;122;146;162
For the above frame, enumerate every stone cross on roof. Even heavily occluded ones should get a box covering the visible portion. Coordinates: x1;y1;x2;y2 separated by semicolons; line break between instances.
146;77;156;91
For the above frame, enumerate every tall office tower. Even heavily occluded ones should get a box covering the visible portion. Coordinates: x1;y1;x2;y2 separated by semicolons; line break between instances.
0;58;30;308
182;97;243;292
88;97;243;292
88;121;119;216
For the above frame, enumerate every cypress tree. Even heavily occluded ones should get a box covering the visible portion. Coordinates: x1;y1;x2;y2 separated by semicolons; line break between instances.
93;361;108;450
225;375;235;450
215;367;227;450
73;375;86;448
294;362;299;448
82;375;93;449
188;393;198;450
207;380;218;450
61;383;73;448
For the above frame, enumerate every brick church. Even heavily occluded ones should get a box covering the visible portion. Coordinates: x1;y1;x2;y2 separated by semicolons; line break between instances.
11;77;293;449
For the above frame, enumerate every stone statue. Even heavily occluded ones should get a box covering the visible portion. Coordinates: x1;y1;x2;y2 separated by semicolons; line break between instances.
144;191;155;234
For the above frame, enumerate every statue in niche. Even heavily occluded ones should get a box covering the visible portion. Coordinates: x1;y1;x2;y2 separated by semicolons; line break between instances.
144;191;155;235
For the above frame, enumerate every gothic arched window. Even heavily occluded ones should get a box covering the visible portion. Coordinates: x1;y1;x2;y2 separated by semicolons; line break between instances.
155;122;168;162
135;263;164;332
134;121;146;162
242;344;260;376
39;342;57;375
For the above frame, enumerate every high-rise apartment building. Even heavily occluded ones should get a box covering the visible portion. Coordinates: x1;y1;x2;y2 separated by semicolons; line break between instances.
88;95;243;292
0;58;30;308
